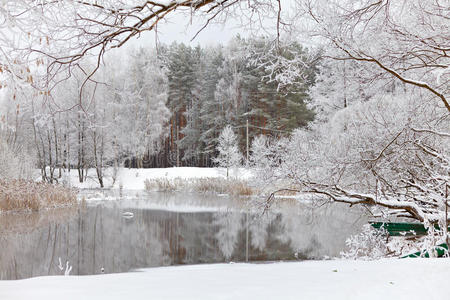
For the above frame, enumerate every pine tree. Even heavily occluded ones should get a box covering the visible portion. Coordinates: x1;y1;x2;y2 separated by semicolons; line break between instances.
165;43;199;166
198;46;226;163
179;45;205;166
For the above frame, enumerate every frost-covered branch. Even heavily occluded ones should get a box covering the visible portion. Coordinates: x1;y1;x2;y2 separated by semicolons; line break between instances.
301;0;450;111
256;90;449;226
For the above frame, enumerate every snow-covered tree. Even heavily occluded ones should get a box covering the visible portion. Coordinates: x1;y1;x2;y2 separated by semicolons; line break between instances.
308;58;389;122
3;1;445;116
214;125;242;178
107;47;170;168
177;46;208;166
0;1;285;80
299;0;449;112
264;90;449;231
249;134;288;187
197;46;225;165
164;43;200;167
239;1;450;249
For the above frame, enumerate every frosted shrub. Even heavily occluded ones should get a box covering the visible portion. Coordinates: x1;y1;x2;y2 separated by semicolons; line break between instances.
412;221;449;258
342;221;450;259
341;224;388;260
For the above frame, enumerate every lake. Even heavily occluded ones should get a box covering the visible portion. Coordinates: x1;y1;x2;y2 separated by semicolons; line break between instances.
0;191;366;280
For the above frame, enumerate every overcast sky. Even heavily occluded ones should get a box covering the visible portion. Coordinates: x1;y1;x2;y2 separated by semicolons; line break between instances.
126;13;254;49
123;0;299;49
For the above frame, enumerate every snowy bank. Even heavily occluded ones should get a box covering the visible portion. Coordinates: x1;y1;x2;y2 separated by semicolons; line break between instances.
62;167;253;190
1;259;449;300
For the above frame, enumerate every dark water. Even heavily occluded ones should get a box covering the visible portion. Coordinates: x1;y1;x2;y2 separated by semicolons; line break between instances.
0;192;366;280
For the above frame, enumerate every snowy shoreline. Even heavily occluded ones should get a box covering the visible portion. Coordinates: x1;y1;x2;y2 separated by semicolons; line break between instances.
1;259;448;300
7;167;445;300
62;167;254;190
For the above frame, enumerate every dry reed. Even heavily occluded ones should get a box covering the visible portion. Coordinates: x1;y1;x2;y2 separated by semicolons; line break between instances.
144;177;255;196
0;180;77;213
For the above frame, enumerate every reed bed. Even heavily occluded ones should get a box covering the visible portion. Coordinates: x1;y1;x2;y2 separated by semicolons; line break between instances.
0;180;77;212
144;177;255;196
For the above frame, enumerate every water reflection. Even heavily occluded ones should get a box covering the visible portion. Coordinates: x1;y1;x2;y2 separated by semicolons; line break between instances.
0;193;365;280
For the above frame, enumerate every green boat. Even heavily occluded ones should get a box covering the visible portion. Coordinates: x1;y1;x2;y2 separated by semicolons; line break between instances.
369;222;450;237
370;222;449;258
369;222;429;236
401;243;448;258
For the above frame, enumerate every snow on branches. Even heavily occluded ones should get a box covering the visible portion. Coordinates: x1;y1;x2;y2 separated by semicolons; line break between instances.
214;125;242;178
0;0;308;95
259;91;449;226
301;0;450;111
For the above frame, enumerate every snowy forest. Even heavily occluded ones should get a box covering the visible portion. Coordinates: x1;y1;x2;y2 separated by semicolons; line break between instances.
1;37;315;186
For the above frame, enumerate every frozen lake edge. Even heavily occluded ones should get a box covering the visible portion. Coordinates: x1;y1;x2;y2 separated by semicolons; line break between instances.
1;259;449;300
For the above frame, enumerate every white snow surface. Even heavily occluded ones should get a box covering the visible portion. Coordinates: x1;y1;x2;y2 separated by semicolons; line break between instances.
0;259;448;300
61;167;253;190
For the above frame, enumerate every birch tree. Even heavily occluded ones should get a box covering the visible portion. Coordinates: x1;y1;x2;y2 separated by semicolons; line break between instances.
214;125;242;178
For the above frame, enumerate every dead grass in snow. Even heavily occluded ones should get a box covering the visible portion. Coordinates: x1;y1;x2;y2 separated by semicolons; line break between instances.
0;180;77;213
144;177;255;196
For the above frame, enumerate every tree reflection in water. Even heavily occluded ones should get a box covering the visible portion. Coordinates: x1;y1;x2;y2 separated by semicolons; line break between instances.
0;195;365;280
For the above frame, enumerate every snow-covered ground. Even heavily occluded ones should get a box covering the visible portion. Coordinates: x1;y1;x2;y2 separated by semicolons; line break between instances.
1;259;448;300
61;167;253;190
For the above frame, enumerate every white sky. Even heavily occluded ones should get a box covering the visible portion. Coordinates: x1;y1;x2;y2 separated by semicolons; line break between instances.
121;0;299;49
110;12;247;60
154;14;245;45
125;13;254;49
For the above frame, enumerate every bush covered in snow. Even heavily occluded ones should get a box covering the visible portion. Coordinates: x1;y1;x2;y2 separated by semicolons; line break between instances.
340;224;389;260
341;223;450;259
